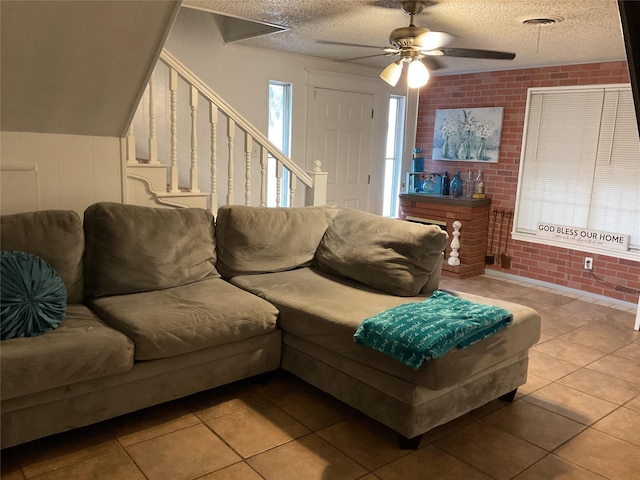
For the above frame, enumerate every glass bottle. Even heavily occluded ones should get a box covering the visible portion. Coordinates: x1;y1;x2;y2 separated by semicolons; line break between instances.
441;171;450;196
464;170;474;197
474;169;485;195
451;170;463;197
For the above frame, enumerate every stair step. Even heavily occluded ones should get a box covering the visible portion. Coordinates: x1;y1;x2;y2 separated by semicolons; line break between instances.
154;191;208;209
126;174;208;209
127;164;167;192
127;163;166;169
157;191;208;198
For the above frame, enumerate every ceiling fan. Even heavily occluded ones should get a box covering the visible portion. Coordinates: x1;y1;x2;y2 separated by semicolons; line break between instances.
320;0;516;88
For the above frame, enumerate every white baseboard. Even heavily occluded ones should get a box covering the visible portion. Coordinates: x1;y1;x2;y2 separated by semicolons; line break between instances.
483;269;638;312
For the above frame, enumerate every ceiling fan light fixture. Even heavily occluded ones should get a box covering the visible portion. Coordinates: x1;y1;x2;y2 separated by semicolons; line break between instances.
414;31;453;51
407;58;430;88
380;60;403;86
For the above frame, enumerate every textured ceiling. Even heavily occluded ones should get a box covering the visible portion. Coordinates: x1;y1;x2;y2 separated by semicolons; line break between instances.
183;0;627;75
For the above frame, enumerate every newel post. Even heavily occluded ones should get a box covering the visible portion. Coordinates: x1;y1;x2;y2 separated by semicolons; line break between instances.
306;160;328;206
126;124;136;164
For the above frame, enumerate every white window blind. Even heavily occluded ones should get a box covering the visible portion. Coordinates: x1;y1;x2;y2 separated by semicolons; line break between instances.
515;85;640;257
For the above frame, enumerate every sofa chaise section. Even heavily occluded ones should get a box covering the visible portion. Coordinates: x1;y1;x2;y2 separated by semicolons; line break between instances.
218;205;541;445
232;268;540;443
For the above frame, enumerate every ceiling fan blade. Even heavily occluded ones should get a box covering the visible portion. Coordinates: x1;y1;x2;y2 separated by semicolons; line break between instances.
437;48;516;60
317;39;386;50
422;56;444;71
414;31;454;50
337;52;397;62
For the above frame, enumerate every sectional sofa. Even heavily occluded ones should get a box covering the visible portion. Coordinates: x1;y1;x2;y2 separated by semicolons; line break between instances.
0;202;541;449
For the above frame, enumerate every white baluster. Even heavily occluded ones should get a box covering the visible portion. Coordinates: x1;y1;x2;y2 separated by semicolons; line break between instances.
148;70;158;164
169;68;179;193
275;160;283;207
210;103;218;213
190;86;200;192
127;124;136;164
447;221;462;266
259;148;268;207
227;117;235;205
244;134;252;206
289;171;297;206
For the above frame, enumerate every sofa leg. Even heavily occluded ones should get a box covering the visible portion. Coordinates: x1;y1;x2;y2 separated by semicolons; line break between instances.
251;372;275;385
499;388;518;402
399;433;422;450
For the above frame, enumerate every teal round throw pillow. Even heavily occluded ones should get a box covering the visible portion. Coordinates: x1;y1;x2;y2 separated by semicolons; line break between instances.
1;251;67;340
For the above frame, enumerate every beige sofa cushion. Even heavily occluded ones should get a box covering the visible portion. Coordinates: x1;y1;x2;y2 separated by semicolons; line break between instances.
215;205;338;277
316;209;448;296
83;202;218;298
88;278;279;361
231;268;541;390
0;305;134;400
1;210;85;303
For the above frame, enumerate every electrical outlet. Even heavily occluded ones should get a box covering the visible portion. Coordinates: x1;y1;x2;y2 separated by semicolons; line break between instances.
584;257;593;270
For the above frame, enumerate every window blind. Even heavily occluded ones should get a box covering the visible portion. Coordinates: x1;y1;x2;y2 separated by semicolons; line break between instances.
515;85;640;254
590;88;640;246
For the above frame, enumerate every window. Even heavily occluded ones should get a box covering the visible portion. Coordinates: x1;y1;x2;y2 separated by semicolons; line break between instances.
514;84;640;259
268;80;292;207
382;95;406;217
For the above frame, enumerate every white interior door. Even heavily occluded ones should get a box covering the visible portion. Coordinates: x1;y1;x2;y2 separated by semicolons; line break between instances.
307;87;374;211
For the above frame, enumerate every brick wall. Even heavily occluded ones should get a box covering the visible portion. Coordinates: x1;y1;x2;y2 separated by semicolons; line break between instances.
415;61;640;304
399;195;491;278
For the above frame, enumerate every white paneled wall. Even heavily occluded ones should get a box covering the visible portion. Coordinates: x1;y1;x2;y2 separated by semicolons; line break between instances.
0;131;122;217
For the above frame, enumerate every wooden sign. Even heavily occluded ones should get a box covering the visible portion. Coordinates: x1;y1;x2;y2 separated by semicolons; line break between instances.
536;223;629;251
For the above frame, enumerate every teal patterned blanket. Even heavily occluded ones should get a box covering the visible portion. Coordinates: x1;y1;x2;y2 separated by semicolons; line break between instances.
353;290;513;370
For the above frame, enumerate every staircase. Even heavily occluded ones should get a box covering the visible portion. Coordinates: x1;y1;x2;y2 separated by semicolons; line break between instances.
126;49;327;212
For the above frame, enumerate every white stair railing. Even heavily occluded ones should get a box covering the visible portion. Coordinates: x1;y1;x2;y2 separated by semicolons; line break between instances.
127;48;327;212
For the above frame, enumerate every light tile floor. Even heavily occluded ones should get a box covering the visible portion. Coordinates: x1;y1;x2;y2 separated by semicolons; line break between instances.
2;275;639;480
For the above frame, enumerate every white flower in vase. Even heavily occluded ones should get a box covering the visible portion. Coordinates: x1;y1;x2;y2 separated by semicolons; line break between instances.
473;122;494;160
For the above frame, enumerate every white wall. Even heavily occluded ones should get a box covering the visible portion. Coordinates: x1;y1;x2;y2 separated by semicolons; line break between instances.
146;6;418;212
0;131;123;218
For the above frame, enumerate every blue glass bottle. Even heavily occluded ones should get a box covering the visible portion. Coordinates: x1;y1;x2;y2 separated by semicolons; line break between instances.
451;170;463;197
441;171;450;196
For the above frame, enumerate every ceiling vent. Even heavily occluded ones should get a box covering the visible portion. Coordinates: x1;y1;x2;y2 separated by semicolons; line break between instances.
520;16;564;26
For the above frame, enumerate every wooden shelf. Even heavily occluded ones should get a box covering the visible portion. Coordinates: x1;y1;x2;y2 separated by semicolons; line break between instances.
401;193;491;208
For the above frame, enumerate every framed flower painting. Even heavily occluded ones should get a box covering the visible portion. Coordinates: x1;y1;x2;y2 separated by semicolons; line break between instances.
432;107;503;163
